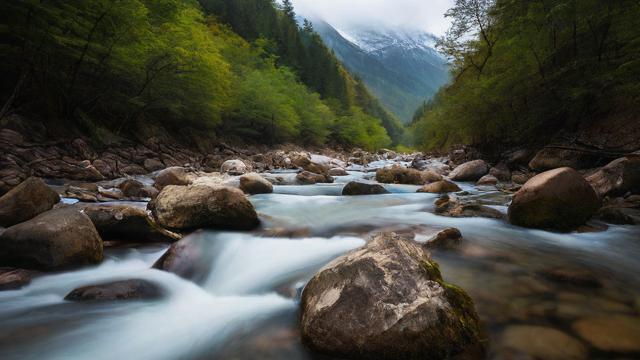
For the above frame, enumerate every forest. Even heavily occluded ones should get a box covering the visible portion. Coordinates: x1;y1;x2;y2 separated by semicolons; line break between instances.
411;0;640;152
0;0;403;150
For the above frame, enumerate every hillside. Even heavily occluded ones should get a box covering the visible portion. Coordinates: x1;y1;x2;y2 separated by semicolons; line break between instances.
411;0;640;156
0;0;403;150
312;19;449;123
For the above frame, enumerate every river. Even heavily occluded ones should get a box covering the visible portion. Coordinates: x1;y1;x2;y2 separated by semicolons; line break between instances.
0;167;639;359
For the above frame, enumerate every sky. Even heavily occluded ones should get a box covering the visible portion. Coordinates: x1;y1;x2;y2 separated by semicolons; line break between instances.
288;0;455;35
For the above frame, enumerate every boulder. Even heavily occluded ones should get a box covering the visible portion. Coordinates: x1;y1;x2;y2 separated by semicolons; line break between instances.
221;159;248;175
118;179;158;199
573;315;640;353
0;268;34;290
511;171;532;184
328;167;348;176
239;173;273;195
376;166;424;185
342;181;389;196
585;156;640;198
143;158;164;172
508;168;600;231
500;325;587;360
0;207;103;270
65;279;163;301
417;180;461;193
293;156;330;175
529;147;599;171
0;177;60;227
300;232;483;359
476;175;498;186
448;160;489;181
296;171;333;185
82;204;181;243
421;170;443;184
423;228;463;250
148;185;259;230
152;232;215;283
154;167;191;190
435;196;504;219
489;163;511;182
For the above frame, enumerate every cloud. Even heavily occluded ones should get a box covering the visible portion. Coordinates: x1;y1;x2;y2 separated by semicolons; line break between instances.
288;0;455;35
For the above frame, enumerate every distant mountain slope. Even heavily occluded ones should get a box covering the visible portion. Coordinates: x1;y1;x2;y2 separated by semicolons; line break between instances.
312;20;449;123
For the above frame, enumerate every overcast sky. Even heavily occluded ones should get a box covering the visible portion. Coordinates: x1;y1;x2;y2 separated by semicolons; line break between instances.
288;0;455;35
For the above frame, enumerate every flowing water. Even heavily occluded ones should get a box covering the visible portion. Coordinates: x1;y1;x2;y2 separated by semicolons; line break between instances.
1;168;639;359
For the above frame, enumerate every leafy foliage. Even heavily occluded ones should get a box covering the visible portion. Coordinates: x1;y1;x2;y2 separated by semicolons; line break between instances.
0;0;398;150
412;0;640;152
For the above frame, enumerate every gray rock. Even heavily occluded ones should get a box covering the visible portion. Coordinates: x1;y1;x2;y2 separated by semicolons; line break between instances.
239;173;273;195
221;159;248;175
586;156;640;198
300;232;483;359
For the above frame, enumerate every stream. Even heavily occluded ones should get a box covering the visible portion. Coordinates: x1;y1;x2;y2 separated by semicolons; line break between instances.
1;167;639;359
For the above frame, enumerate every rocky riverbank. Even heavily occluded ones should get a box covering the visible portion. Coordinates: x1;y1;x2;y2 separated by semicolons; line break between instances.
1;119;640;359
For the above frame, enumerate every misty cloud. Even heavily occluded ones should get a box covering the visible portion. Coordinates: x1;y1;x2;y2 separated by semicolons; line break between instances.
288;0;455;35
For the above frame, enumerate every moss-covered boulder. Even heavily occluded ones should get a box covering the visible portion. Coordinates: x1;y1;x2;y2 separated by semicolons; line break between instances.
0;177;60;227
508;167;600;231
148;185;259;230
300;232;484;360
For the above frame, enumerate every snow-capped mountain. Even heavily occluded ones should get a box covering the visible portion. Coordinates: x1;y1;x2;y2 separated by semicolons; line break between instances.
311;20;450;123
337;26;438;54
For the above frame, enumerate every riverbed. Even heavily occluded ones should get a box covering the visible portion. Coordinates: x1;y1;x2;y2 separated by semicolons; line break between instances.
1;169;639;359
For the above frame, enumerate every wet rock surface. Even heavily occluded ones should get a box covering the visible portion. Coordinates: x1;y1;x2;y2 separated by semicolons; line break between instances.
300;232;483;359
0;268;35;290
342;181;389;196
500;325;588;360
65;279;164;301
586;156;640;198
80;204;181;243
572;315;640;353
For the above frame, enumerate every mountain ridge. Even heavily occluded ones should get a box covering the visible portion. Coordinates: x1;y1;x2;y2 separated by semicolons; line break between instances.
307;18;450;123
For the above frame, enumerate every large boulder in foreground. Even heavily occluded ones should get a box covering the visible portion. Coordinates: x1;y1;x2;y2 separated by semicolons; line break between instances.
342;181;389;196
81;204;181;243
586;156;640;198
508;167;600;231
376;166;424;185
148;185;259;230
448;160;489;182
0;177;60;227
0;207;103;270
239;173;273;195
65;279;163;301
300;233;483;360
